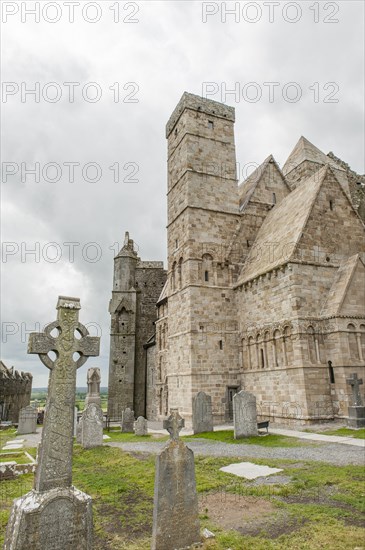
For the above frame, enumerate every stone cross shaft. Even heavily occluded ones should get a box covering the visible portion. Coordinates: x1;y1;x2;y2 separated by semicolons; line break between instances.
28;296;100;492
163;408;185;440
346;373;364;407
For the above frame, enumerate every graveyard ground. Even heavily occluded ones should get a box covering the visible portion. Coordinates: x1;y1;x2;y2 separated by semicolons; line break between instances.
0;429;364;549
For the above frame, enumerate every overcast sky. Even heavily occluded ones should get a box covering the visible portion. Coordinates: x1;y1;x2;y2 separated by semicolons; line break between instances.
1;0;364;388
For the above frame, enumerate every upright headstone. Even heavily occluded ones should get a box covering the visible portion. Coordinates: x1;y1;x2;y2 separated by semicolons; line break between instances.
233;390;258;438
76;420;82;444
121;407;135;433
151;409;201;550
4;296;100;550
78;368;104;448
346;373;365;428
74;407;78;437
17;405;37;435
192;391;213;434
81;403;104;449
134;416;148;436
85;367;101;406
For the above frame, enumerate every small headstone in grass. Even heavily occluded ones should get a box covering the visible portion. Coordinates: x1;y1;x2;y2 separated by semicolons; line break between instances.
85;367;101;407
346;373;365;428
76;421;82;444
81;403;104;449
192;391;213;434
120;407;135;433
233;390;258;438
151;408;200;550
74;407;78;437
134;416;148;436
79;367;104;448
17;405;37;435
4;296;99;550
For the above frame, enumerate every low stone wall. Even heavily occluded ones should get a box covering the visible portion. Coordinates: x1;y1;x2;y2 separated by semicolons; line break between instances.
0;462;36;480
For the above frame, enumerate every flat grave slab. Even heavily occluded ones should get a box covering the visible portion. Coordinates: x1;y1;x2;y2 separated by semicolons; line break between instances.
220;462;283;480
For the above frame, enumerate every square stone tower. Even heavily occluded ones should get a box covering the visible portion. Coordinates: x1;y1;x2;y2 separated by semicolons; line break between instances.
162;92;241;424
107;233;166;419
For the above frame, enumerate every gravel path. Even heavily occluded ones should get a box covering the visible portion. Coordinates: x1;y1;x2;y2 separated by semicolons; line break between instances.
107;439;365;466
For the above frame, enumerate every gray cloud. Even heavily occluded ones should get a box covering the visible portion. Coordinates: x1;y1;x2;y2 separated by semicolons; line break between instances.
1;0;364;387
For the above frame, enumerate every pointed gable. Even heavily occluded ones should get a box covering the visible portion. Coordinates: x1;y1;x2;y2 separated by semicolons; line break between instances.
283;136;350;197
238;155;290;211
283;136;340;175
235;165;326;285
235;165;365;286
321;255;365;317
295;166;365;265
116;297;134;313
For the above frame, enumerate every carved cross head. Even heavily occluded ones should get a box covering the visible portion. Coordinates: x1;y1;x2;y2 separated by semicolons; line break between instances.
346;373;364;406
27;296;100;370
163;408;185;440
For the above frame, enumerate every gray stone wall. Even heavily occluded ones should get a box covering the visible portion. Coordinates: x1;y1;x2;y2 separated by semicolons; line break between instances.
0;362;32;423
108;236;166;419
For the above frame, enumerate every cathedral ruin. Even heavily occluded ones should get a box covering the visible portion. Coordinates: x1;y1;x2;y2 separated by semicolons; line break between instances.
108;92;365;426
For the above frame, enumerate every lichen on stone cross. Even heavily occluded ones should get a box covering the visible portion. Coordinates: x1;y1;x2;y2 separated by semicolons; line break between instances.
28;296;100;492
163;408;185;440
346;373;364;406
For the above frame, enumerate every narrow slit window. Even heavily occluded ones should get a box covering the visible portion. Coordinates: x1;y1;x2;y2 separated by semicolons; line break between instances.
272;192;276;204
329;200;334;211
328;361;335;383
219;340;223;350
204;270;209;282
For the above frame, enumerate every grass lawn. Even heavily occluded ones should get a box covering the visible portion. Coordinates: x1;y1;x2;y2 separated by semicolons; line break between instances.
316;427;365;439
0;428;17;449
104;429;168;444
0;441;364;549
184;430;314;447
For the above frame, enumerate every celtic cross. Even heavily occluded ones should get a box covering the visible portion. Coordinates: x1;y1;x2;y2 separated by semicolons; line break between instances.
163;408;185;440
28;296;100;492
346;373;364;407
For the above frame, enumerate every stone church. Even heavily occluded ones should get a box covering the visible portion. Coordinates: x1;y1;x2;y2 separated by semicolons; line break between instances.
108;92;365;426
0;361;33;423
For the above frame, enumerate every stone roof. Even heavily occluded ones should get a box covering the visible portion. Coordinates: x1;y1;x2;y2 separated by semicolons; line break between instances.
235;165;331;285
321;255;365;316
115;231;139;259
157;279;168;305
238;155;289;210
0;360;32;380
282;136;345;176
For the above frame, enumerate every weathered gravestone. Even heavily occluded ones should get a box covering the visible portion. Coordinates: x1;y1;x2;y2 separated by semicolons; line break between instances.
17;405;37;435
346;373;365;428
74;406;78;437
134;416;148;436
192;391;213;434
121;407;135;433
81;403;104;449
233;390;258;438
76;420;82;444
151;409;201;550
85;367;101;406
4;296;100;550
78;368;104;448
